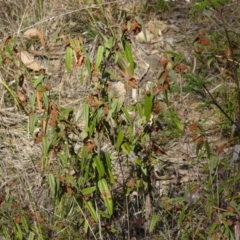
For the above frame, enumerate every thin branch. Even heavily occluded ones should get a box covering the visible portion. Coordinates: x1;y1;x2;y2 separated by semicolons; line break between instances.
203;84;239;129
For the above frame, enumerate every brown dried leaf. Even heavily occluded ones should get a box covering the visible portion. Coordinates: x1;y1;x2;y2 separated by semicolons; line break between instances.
5;36;12;45
153;101;162;113
49;117;57;128
128;77;137;88
159;56;168;67
227;219;233;226
145;193;151;219
74;53;84;67
121;16;141;35
23;28;45;47
85;95;100;107
127;178;135;188
36;89;43;111
188;123;198;132
17;90;27;102
85;140;96;153
196;47;204;54
91;63;99;77
20;51;42;71
152;144;167;155
103;105;109;116
226;205;235;213
14;216;22;224
35;131;43;144
216;144;225;154
165;203;173;211
224;46;232;59
67;186;74;195
176;63;187;72
42;119;47;134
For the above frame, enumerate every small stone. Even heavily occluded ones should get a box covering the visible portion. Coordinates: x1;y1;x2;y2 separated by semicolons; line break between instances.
136;29;154;43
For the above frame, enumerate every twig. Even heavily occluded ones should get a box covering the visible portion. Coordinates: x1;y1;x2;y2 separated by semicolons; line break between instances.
203;84;239;130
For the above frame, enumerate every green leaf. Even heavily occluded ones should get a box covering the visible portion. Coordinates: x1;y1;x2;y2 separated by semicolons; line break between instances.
81;186;96;195
144;92;154;122
29;112;37;134
207;57;215;67
65;47;73;73
116;97;124;111
135;158;142;166
208;221;218;236
116;128;124;151
122;107;132;123
5;46;13;59
27;232;35;240
2;225;11;240
33;75;44;88
168;70;177;83
105;37;113;49
52;27;61;42
121;142;132;154
48;173;56;197
190;0;227;16
127;20;131;31
84;200;99;222
95;45;104;71
42;136;50;157
99;210;111;219
21;216;29;233
98;179;113;215
209;155;218;175
137;102;144;117
0;78;22;111
83;104;89;127
205;140;211;158
149;215;159;233
105;37;114;58
141;165;148;176
105;153;115;184
169;109;183;134
84;218;89;234
106;99;119;121
94;155;105;179
42;91;49;110
80;130;88;140
123;40;134;75
16;223;23;240
79;45;92;78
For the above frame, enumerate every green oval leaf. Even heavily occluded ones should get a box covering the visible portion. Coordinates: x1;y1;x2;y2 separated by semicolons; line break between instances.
65;47;73;73
81;186;96;195
98;179;113;215
94;156;105;179
123;40;134;75
116;128;124;151
84;200;99;222
29;112;37;134
149;215;159;233
121;142;132;154
95;45;104;71
83;104;89;127
144;93;154;122
48;173;56;197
